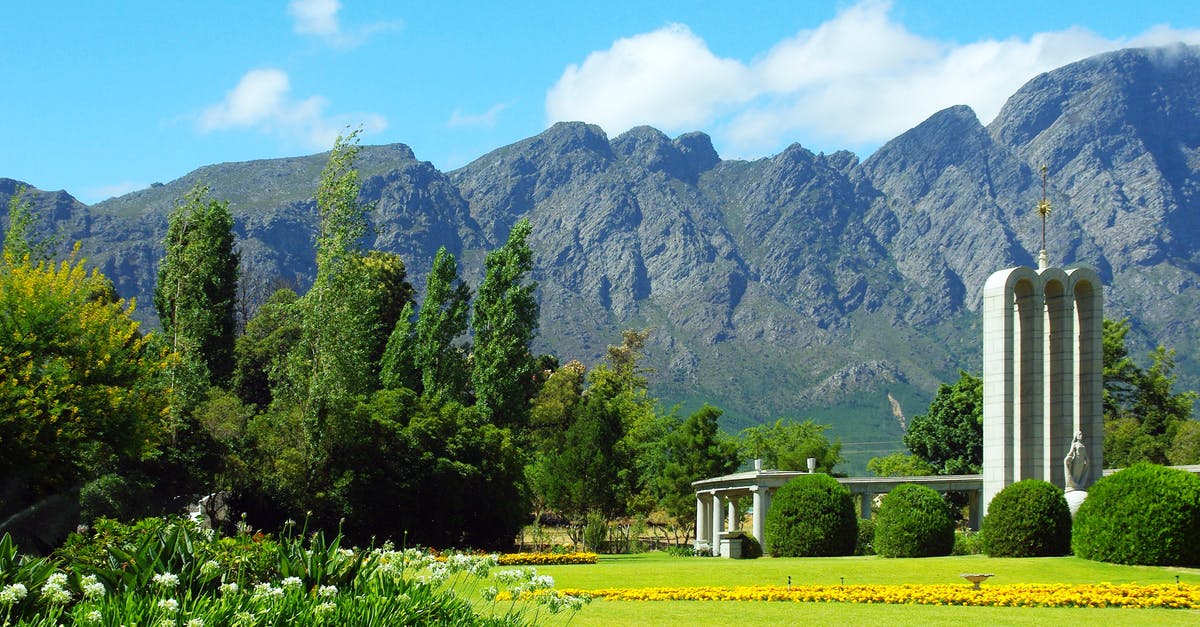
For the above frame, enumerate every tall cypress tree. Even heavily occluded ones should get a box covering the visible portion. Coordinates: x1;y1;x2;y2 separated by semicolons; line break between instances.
414;246;471;401
471;219;538;427
154;184;239;397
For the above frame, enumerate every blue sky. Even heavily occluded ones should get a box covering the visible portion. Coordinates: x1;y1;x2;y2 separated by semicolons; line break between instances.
3;1;1198;204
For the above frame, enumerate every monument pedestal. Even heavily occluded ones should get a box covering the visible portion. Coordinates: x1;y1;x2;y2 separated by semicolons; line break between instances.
1065;489;1087;516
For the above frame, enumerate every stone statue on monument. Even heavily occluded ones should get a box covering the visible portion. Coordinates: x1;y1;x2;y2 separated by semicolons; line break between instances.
1064;430;1090;491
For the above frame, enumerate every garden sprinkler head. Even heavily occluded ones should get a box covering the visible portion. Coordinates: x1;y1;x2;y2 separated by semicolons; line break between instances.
841;577;844;586
787;575;791;589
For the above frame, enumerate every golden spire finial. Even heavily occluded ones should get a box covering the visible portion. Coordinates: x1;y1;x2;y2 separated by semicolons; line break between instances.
1037;165;1051;252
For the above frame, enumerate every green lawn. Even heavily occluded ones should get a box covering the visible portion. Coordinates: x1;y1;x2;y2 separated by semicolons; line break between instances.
534;553;1200;626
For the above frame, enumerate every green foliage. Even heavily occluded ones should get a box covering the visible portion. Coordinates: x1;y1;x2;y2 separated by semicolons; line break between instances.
952;529;984;555
2;186;58;263
413;246;471;401
866;453;935;477
0;251;168;520
359;250;415;377
763;474;857;557
232;288;302;409
290;130;378;423
25;518;584;625
1103;318;1198;467
471;218;538;427
583;512;609;553
540;393;628;520
739;418;842;472
1071;462;1200;566
154;183;239;398
903;371;982;475
655;405;740;527
378;301;419;391
873;484;955;558
855;517;876;556
981;480;1072;557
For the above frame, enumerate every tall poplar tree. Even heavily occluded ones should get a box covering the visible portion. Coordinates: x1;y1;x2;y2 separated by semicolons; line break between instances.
414;246;471;401
471;219;538;427
292;130;376;430
154;184;239;400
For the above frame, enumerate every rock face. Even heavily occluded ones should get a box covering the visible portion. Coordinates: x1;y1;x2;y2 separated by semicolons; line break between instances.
3;45;1199;466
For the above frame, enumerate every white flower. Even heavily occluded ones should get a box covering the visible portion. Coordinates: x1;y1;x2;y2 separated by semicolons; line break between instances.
314;601;336;615
157;597;179;613
152;572;179;588
0;583;28;604
187;618;205;627
318;584;338;598
40;580;71;605
252;582;283;600
219;582;239;595
86;610;103;623
531;574;555;590
280;576;303;589
482;586;499;601
200;560;222;577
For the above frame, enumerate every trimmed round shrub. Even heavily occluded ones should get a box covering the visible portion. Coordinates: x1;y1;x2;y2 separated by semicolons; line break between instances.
1072;463;1200;566
764;474;857;557
982;479;1072;557
873;484;955;557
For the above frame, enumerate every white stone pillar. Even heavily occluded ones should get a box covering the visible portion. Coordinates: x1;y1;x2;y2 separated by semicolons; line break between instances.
859;491;874;520
695;494;706;550
711;491;724;556
751;487;765;544
727;496;739;531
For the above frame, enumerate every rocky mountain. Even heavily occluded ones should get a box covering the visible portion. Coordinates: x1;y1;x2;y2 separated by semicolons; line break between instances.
4;45;1198;469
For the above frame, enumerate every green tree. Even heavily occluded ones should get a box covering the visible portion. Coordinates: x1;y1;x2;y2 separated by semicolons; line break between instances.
0;251;168;518
3;186;57;262
379;301;419;391
1102;318;1197;467
866;453;935;477
413;247;471;400
655;405;740;529
739;418;843;473
540;393;627;520
288;130;378;430
471;219;538;427
360;250;415;376
903;371;982;475
232;288;302;409
154;184;239;403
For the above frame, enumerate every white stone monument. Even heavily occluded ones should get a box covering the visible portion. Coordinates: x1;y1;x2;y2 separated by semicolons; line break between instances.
981;169;1103;512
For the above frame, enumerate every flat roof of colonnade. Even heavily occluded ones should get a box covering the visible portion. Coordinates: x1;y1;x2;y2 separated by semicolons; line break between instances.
691;465;1200;494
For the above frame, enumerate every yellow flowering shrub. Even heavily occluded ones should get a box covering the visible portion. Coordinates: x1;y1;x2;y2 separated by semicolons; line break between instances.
498;552;599;566
557;583;1200;609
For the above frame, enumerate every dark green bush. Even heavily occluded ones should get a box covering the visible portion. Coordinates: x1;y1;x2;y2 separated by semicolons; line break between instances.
764;474;857;557
741;533;763;559
873;484;955;557
855;517;876;556
1072;463;1200;566
982;479;1072;557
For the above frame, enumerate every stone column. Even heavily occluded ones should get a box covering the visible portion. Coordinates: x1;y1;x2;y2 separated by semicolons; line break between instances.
859;491;874;520
727;496;739;532
751;487;765;544
694;494;707;550
711;491;724;556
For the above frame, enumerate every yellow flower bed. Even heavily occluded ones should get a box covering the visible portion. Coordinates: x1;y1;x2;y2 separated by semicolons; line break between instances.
497;552;599;566
556;583;1200;609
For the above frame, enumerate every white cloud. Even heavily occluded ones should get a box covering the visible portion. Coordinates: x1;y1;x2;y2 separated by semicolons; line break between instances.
546;23;751;133
289;0;340;36
546;0;1200;157
447;103;510;128
85;181;147;203
198;68;387;149
287;0;399;48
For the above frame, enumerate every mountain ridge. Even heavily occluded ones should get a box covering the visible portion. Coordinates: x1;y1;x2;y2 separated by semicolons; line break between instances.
4;44;1199;469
